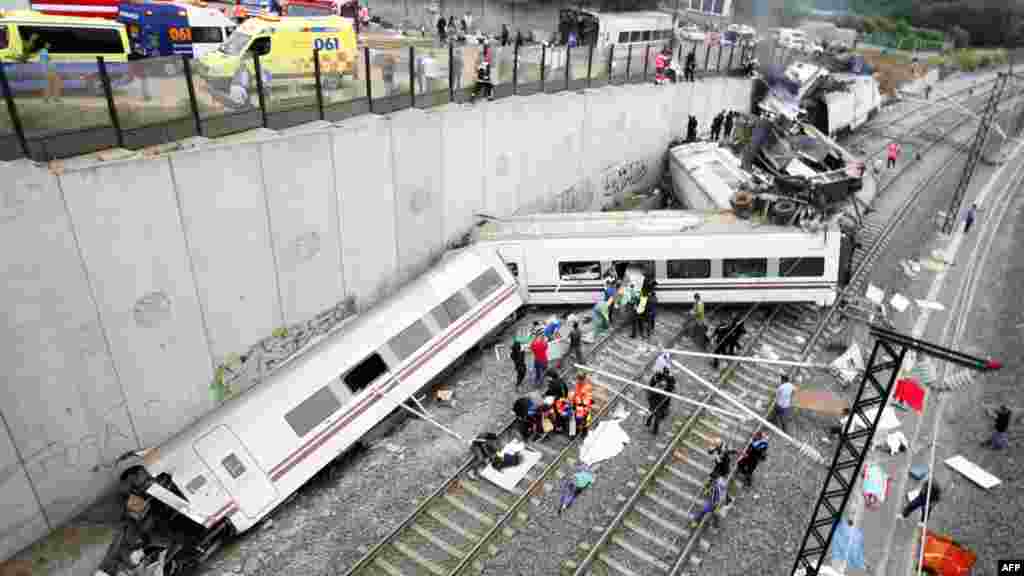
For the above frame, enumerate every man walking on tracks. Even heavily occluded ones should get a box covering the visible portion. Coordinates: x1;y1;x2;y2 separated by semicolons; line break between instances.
736;431;769;486
690;475;729;528
569;321;584;366
770;375;797;433
963;203;978;235
632;289;649;339
510;337;527;390
646;365;676;435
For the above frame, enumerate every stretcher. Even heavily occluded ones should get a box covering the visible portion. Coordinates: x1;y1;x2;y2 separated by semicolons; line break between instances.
919;530;977;576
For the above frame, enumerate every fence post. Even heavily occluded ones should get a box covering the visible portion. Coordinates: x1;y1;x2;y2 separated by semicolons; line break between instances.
643;45;649;81
564;44;571;91
704;43;711;72
252;53;268;127
586;41;594;88
448;42;455;102
181;55;203;136
365;46;374;113
512;32;520;95
312;48;325;120
608;44;614;84
716;44;723;71
540;43;546;92
0;63;29;159
409;45;416;108
96;57;124;147
727;45;735;70
625;43;632;82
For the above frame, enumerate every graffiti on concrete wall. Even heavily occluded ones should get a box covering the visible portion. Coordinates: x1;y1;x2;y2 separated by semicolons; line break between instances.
211;297;357;403
601;160;649;198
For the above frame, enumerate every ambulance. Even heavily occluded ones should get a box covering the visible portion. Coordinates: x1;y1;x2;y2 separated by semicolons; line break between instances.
117;0;236;61
195;14;356;105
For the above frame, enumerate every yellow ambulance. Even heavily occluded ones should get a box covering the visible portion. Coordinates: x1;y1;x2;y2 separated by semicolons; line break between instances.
196;14;356;103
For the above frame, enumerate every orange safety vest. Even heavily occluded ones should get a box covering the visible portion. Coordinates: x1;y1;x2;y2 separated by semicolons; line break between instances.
573;378;593;418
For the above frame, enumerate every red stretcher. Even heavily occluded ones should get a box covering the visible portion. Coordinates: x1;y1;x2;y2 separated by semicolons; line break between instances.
920;530;977;576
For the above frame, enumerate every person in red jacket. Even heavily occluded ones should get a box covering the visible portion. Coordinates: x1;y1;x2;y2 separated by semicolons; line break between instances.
530;333;548;388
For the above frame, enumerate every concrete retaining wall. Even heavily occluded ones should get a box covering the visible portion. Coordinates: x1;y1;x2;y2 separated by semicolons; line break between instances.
0;75;751;562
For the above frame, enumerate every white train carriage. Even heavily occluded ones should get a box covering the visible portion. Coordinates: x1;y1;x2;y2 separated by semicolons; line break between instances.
476;211;853;307
101;246;522;576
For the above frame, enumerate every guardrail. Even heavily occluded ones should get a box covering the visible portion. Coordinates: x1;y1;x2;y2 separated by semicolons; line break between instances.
0;36;755;162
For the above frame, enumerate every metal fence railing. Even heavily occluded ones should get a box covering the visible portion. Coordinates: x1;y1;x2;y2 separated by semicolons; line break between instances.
0;35;755;162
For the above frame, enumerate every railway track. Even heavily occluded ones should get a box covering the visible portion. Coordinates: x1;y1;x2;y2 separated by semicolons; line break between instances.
564;71;1017;576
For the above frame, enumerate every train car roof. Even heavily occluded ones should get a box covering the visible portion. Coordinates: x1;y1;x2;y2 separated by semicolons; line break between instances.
475;211;837;241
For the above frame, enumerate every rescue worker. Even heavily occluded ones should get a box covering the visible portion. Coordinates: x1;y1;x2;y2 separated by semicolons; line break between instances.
654;46;670;84
469;432;499;478
510;338;527;390
573;372;594;439
646;287;658;336
710;111;723;141
722;110;735;142
708;440;737;480
736;431;769;486
646;365;676;435
530;331;549;388
981;405;1012;450
513;396;539;441
685;50;696;82
632;288;649;339
472;62;494;101
592;295;612;340
545;368;570;400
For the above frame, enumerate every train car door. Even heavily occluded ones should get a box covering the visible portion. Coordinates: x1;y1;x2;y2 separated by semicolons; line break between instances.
194;425;279;520
496;244;527;301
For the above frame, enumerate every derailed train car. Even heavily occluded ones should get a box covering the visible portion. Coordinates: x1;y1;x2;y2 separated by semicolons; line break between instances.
96;246;523;576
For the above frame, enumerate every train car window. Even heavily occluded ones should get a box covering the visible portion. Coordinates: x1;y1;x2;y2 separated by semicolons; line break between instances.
430;303;453;330
505;262;519;278
18;25;125;54
629;31;642;43
467;268;503;301
387;319;433;362
559;261;601;281
284;386;343;438
343;353;389;393
780;257;825;277
185;475;207;494
666;259;711;279
642;30;652;41
724;258;768;278
221;453;246;479
443;291;472;321
618;31;629;43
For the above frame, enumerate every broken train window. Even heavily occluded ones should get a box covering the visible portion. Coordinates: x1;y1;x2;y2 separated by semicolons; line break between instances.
221;453;247;479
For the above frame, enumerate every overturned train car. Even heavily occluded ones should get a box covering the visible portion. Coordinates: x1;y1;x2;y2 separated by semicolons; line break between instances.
96;246;523;576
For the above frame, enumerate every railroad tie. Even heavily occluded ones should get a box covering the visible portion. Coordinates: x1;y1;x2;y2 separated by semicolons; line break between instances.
664;464;705;489
599;552;645;576
645;490;691;515
442;493;495;526
611;534;673;572
410;523;463;559
391;541;447;576
675;452;711;475
634;503;691;537
460;479;513;510
623;518;682;554
372;556;406;576
653;476;700;502
530;441;559;457
426;508;480;541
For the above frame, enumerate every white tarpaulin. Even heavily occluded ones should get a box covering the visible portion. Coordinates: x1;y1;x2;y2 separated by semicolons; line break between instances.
843;405;901;432
831;342;864;384
580;418;631;467
480;448;543;493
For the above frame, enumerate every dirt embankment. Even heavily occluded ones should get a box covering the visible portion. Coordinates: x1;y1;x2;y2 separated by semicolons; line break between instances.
858;48;932;96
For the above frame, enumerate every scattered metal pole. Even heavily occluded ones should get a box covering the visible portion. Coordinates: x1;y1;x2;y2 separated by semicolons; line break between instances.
376;388;468;444
540;43;546;92
670;360;824;462
182;56;204;135
253;53;268;127
312;48;325;120
513;31;520;95
625;43;632;81
575;364;750;421
642;45;649;81
584;375;653;415
446;41;454;101
664;349;835;371
408;45;416;107
0;61;30;158
97;57;124;147
586;41;594;88
564;44;571;90
365;46;374;112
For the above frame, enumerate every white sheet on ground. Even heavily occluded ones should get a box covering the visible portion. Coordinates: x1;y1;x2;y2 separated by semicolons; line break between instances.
580;419;631;467
842;405;901;432
480;448;542;493
945;454;1001;490
831;342;864;383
